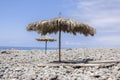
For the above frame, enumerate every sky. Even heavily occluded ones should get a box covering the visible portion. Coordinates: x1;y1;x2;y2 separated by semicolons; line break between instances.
0;0;120;48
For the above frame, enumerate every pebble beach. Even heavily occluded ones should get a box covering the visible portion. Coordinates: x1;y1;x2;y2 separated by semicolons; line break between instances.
0;48;120;80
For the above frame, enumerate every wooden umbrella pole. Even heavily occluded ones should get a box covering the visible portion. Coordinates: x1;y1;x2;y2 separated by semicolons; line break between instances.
45;41;47;54
59;27;61;62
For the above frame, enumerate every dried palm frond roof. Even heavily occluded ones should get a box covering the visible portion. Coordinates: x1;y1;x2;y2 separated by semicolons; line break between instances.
27;17;96;36
36;36;56;41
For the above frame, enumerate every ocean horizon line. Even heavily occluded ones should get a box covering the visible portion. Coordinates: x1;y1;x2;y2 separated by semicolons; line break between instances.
0;46;119;50
0;46;59;50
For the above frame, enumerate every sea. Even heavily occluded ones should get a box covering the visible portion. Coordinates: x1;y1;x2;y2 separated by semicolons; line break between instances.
0;46;58;50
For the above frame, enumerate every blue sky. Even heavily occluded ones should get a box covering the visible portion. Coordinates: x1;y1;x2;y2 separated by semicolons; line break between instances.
0;0;120;48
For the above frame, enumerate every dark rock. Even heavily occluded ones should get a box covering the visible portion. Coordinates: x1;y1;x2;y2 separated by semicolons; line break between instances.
93;75;101;78
0;74;3;78
1;51;10;54
1;51;7;54
66;70;71;74
50;75;58;80
15;55;18;57
73;66;81;69
31;79;35;80
40;78;43;80
0;69;5;73
10;58;13;60
5;67;8;69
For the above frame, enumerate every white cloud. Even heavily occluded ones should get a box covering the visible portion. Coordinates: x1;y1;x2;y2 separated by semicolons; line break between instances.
68;0;120;32
65;0;120;47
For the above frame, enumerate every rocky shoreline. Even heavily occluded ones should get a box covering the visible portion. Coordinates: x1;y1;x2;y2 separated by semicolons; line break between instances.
0;48;120;80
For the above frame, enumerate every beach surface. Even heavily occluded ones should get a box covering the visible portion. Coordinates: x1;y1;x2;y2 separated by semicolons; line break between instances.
0;48;120;80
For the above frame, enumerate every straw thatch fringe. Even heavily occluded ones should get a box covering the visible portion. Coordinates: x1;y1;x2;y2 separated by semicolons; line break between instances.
36;36;56;41
27;17;96;36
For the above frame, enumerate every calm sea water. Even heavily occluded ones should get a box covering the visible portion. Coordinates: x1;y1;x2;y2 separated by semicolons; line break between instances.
0;46;57;50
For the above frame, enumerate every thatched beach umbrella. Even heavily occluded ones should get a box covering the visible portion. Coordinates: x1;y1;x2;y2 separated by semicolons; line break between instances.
36;36;56;54
27;17;96;62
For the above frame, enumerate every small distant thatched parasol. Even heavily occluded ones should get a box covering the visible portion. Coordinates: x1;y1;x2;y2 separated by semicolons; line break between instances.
27;17;96;62
36;36;56;54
